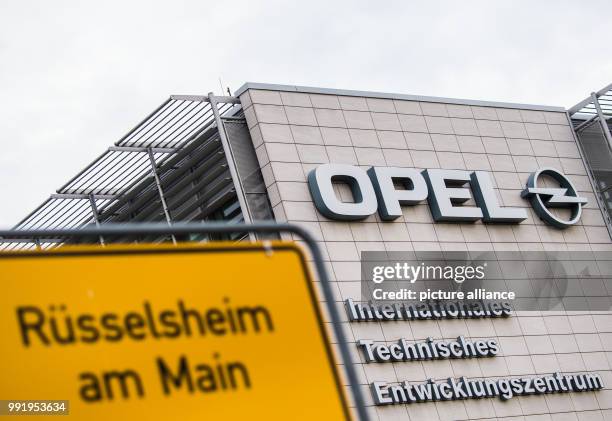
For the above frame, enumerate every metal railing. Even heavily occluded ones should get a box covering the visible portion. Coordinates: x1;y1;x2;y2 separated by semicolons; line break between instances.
569;83;612;238
2;94;253;250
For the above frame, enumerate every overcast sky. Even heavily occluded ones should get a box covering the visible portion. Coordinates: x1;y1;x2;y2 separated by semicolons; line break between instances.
0;0;610;226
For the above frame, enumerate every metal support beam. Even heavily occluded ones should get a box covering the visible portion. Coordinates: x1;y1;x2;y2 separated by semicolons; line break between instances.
169;95;210;102
0;238;62;244
147;148;177;244
208;93;255;241
59;188;124;196
568;82;612;114
108;146;178;154
169;94;240;104
88;195;105;246
592;92;612;152
51;193;117;200
573;114;599;132
189;163;207;227
208;95;240;104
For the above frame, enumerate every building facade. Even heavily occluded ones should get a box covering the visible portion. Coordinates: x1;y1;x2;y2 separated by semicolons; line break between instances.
3;83;612;420
236;83;612;420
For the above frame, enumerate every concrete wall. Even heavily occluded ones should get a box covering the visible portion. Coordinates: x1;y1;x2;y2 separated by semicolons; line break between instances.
238;83;612;420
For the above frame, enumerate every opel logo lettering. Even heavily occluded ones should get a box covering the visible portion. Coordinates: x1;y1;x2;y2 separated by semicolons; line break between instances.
307;165;528;224
521;167;588;229
308;164;588;229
